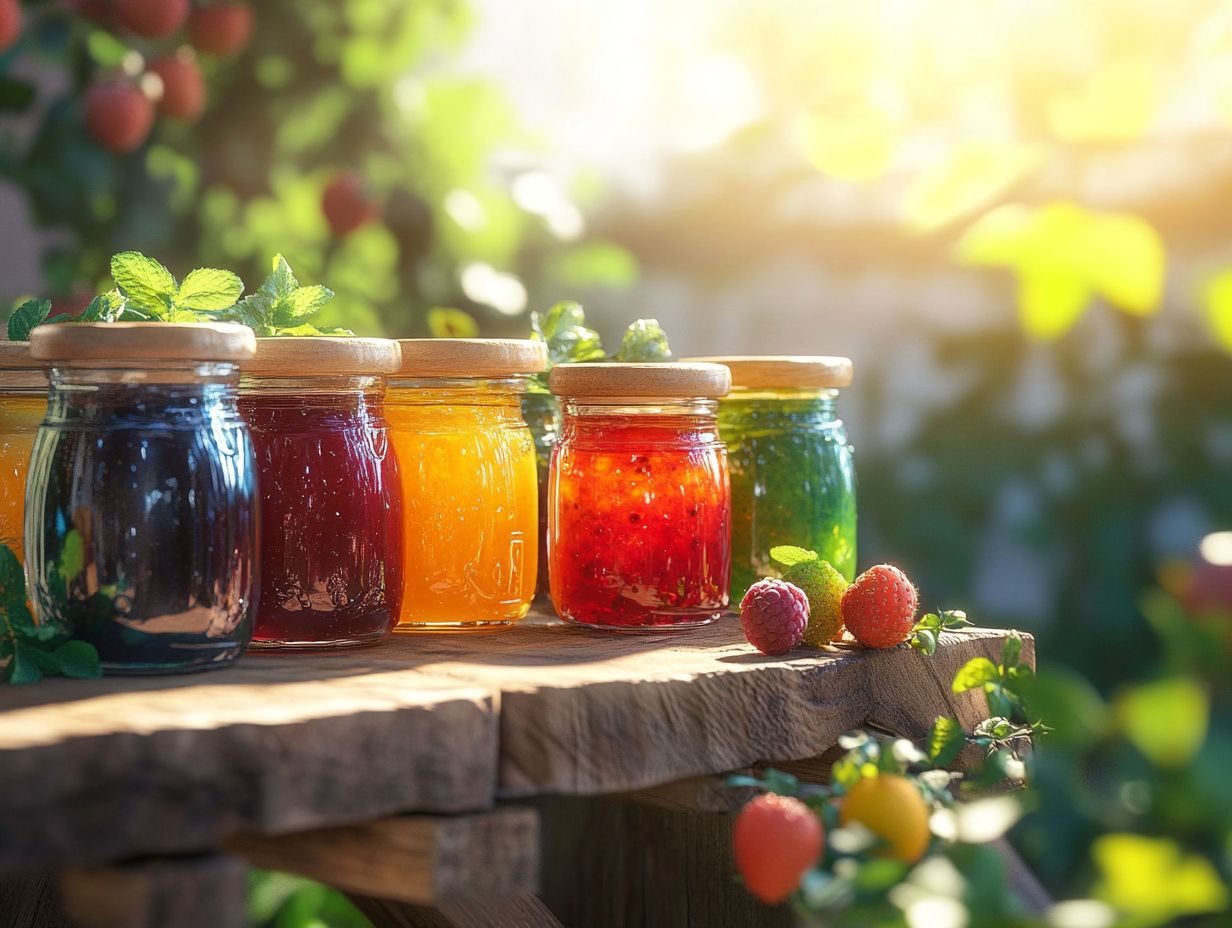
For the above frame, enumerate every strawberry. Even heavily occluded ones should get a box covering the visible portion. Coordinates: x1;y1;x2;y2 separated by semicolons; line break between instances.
733;793;823;904
187;2;253;57
115;0;189;38
84;79;155;154
322;171;379;238
841;564;919;648
0;0;21;53
148;50;205;121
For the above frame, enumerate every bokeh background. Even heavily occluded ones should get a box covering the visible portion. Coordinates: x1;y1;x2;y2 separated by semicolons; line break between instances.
3;0;1232;922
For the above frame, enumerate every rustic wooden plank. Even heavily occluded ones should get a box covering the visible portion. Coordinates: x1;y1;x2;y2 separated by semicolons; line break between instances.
228;808;539;905
404;616;1033;797
60;854;246;928
0;654;498;873
354;894;563;928
0;874;70;928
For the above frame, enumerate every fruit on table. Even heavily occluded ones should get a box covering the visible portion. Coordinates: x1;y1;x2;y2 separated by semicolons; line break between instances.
115;0;189;38
148;51;206;121
322;171;379;238
740;578;809;655
733;793;823;904
841;563;918;648
84;79;155;154
786;558;847;647
187;2;253;57
839;773;931;863
0;0;21;53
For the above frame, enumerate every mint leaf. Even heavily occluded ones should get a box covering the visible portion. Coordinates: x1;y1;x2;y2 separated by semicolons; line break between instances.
928;716;966;766
7;298;52;341
769;545;820;568
530;301;605;366
614;318;672;361
8;647;42;685
54;640;101;679
1002;633;1023;669
952;657;1000;693
277;284;334;326
176;268;244;312
111;252;177;316
910;628;939;656
78;290;127;323
428;307;479;338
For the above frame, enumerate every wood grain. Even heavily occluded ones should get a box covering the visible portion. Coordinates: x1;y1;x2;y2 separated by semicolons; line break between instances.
229;809;539;904
60;854;246;928
354;894;563;928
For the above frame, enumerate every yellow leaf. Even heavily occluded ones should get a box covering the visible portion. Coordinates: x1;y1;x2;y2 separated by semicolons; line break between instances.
427;306;479;338
904;142;1043;234
1082;212;1165;316
954;203;1039;267
1117;677;1209;768
1017;270;1089;341
797;103;895;183
1047;58;1159;144
1201;268;1232;352
1094;834;1228;926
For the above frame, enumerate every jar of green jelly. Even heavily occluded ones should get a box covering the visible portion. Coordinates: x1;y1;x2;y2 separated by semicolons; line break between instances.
689;356;856;601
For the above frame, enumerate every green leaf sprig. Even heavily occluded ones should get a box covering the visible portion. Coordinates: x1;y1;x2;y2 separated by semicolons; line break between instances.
222;254;350;337
110;251;244;322
528;300;672;392
909;608;973;656
0;544;100;685
5;290;128;341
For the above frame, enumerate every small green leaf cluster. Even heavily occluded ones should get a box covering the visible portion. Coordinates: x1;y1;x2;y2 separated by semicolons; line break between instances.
6;290;128;341
0;544;100;685
909;609;973;656
769;545;819;568
952;632;1032;720
527;300;672;392
109;252;244;323
220;254;349;337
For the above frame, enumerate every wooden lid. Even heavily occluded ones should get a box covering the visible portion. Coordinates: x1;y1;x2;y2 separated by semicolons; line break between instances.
549;362;731;399
395;339;547;377
684;356;853;389
0;341;39;369
30;323;256;363
244;337;402;376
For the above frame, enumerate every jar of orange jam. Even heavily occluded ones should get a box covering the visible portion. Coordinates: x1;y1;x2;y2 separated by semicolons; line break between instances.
548;362;732;630
389;339;547;631
0;342;46;559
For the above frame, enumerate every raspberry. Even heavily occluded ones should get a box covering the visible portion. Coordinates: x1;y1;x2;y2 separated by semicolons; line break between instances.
0;0;21;53
84;79;155;154
739;578;808;656
841;564;918;649
322;171;379;238
148;50;205;122
187;3;253;57
733;793;823;904
115;0;189;38
784;558;847;647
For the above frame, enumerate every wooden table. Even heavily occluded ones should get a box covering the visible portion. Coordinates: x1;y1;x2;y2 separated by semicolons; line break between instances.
0;610;1032;928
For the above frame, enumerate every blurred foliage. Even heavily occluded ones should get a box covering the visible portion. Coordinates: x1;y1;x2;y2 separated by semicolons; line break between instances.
0;0;638;334
248;870;370;928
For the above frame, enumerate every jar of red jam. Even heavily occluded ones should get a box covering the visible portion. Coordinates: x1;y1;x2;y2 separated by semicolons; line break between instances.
25;323;258;674
548;362;732;630
239;338;404;649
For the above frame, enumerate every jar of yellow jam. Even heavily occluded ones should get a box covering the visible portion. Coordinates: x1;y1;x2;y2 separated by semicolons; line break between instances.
389;339;547;631
0;342;46;559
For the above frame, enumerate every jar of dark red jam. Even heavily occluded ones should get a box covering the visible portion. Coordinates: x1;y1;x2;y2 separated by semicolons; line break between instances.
688;356;856;600
548;362;732;631
0;342;46;560
24;323;258;674
239;338;403;649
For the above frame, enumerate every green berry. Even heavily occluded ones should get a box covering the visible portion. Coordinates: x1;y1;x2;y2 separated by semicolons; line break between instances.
784;559;848;647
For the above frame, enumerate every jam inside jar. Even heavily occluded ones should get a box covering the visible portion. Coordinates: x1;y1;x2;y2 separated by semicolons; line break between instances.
0;343;46;559
239;339;404;649
23;322;258;674
389;339;546;632
548;362;732;630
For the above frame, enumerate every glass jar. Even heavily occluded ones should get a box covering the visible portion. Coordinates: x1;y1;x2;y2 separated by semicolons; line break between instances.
549;362;732;630
239;338;403;649
520;391;560;598
24;322;258;674
389;339;546;631
690;356;856;599
0;342;46;560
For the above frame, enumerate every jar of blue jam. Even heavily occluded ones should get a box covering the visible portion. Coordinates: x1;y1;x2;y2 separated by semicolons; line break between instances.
688;356;856;601
24;323;259;675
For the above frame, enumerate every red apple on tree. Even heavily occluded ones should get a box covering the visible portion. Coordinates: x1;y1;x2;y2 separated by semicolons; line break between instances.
115;0;190;38
322;171;379;238
85;78;155;153
148;49;206;121
0;0;21;53
187;2;253;57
